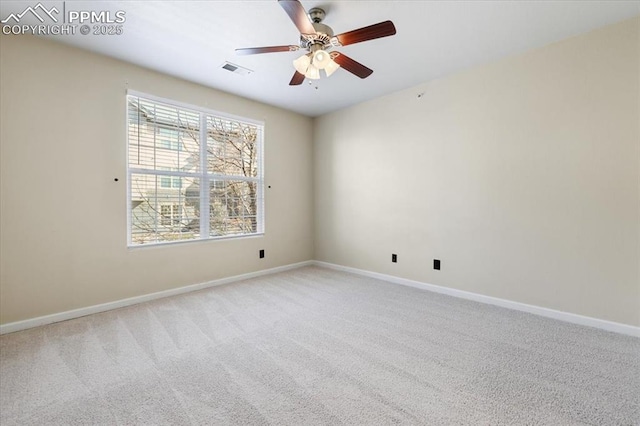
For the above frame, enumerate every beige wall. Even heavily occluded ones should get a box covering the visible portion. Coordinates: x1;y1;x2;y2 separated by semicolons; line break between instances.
2;18;639;328
0;35;314;324
314;18;640;326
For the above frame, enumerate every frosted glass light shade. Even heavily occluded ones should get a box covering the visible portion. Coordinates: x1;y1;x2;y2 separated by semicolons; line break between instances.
293;54;310;74
312;50;331;69
305;64;320;80
324;59;340;77
293;52;336;80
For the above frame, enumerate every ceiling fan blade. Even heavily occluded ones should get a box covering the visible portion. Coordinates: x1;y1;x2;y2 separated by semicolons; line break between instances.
289;71;305;86
278;0;316;35
236;45;299;55
332;52;373;79
334;20;396;47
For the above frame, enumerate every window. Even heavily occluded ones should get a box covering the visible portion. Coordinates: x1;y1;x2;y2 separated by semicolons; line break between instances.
127;92;264;246
157;128;181;151
158;167;182;188
160;176;181;189
160;204;181;226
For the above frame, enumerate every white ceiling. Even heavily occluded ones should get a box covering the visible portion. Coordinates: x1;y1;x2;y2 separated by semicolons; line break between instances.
3;1;639;117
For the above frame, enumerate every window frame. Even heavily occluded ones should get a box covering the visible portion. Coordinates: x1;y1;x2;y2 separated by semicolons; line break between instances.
126;90;265;248
158;167;182;189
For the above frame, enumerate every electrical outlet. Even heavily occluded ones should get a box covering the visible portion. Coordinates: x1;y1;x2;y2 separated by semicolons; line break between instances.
434;259;441;270
259;249;265;259
392;254;397;263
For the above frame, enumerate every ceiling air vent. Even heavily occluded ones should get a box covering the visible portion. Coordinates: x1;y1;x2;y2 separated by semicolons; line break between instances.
221;62;253;76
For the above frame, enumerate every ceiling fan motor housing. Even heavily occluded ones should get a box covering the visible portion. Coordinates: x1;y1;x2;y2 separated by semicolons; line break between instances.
308;7;326;23
298;7;334;51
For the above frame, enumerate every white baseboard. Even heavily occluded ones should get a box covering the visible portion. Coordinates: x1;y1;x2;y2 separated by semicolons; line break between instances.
313;261;640;338
3;260;638;338
0;261;314;335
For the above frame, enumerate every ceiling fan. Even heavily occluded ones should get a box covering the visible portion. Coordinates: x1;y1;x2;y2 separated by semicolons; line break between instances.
236;0;397;86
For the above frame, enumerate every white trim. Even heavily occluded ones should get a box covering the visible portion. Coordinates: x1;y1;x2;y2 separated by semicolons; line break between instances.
126;232;265;250
3;260;637;338
127;168;262;182
312;261;640;338
199;110;209;238
256;124;265;234
0;261;313;335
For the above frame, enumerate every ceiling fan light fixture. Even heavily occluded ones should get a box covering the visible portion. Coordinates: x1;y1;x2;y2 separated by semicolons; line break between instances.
324;59;340;77
293;54;311;74
305;64;321;80
312;49;331;69
236;1;397;86
293;53;323;80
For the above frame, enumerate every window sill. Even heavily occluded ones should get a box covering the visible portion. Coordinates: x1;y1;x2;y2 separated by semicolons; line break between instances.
127;232;265;250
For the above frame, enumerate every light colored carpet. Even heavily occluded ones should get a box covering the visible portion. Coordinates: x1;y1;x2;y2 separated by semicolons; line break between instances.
1;266;638;425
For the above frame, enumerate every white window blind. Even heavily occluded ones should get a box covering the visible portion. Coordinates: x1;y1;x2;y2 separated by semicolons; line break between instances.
127;92;264;246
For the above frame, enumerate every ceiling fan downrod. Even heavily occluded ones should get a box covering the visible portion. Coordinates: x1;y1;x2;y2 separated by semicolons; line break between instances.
300;7;334;51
